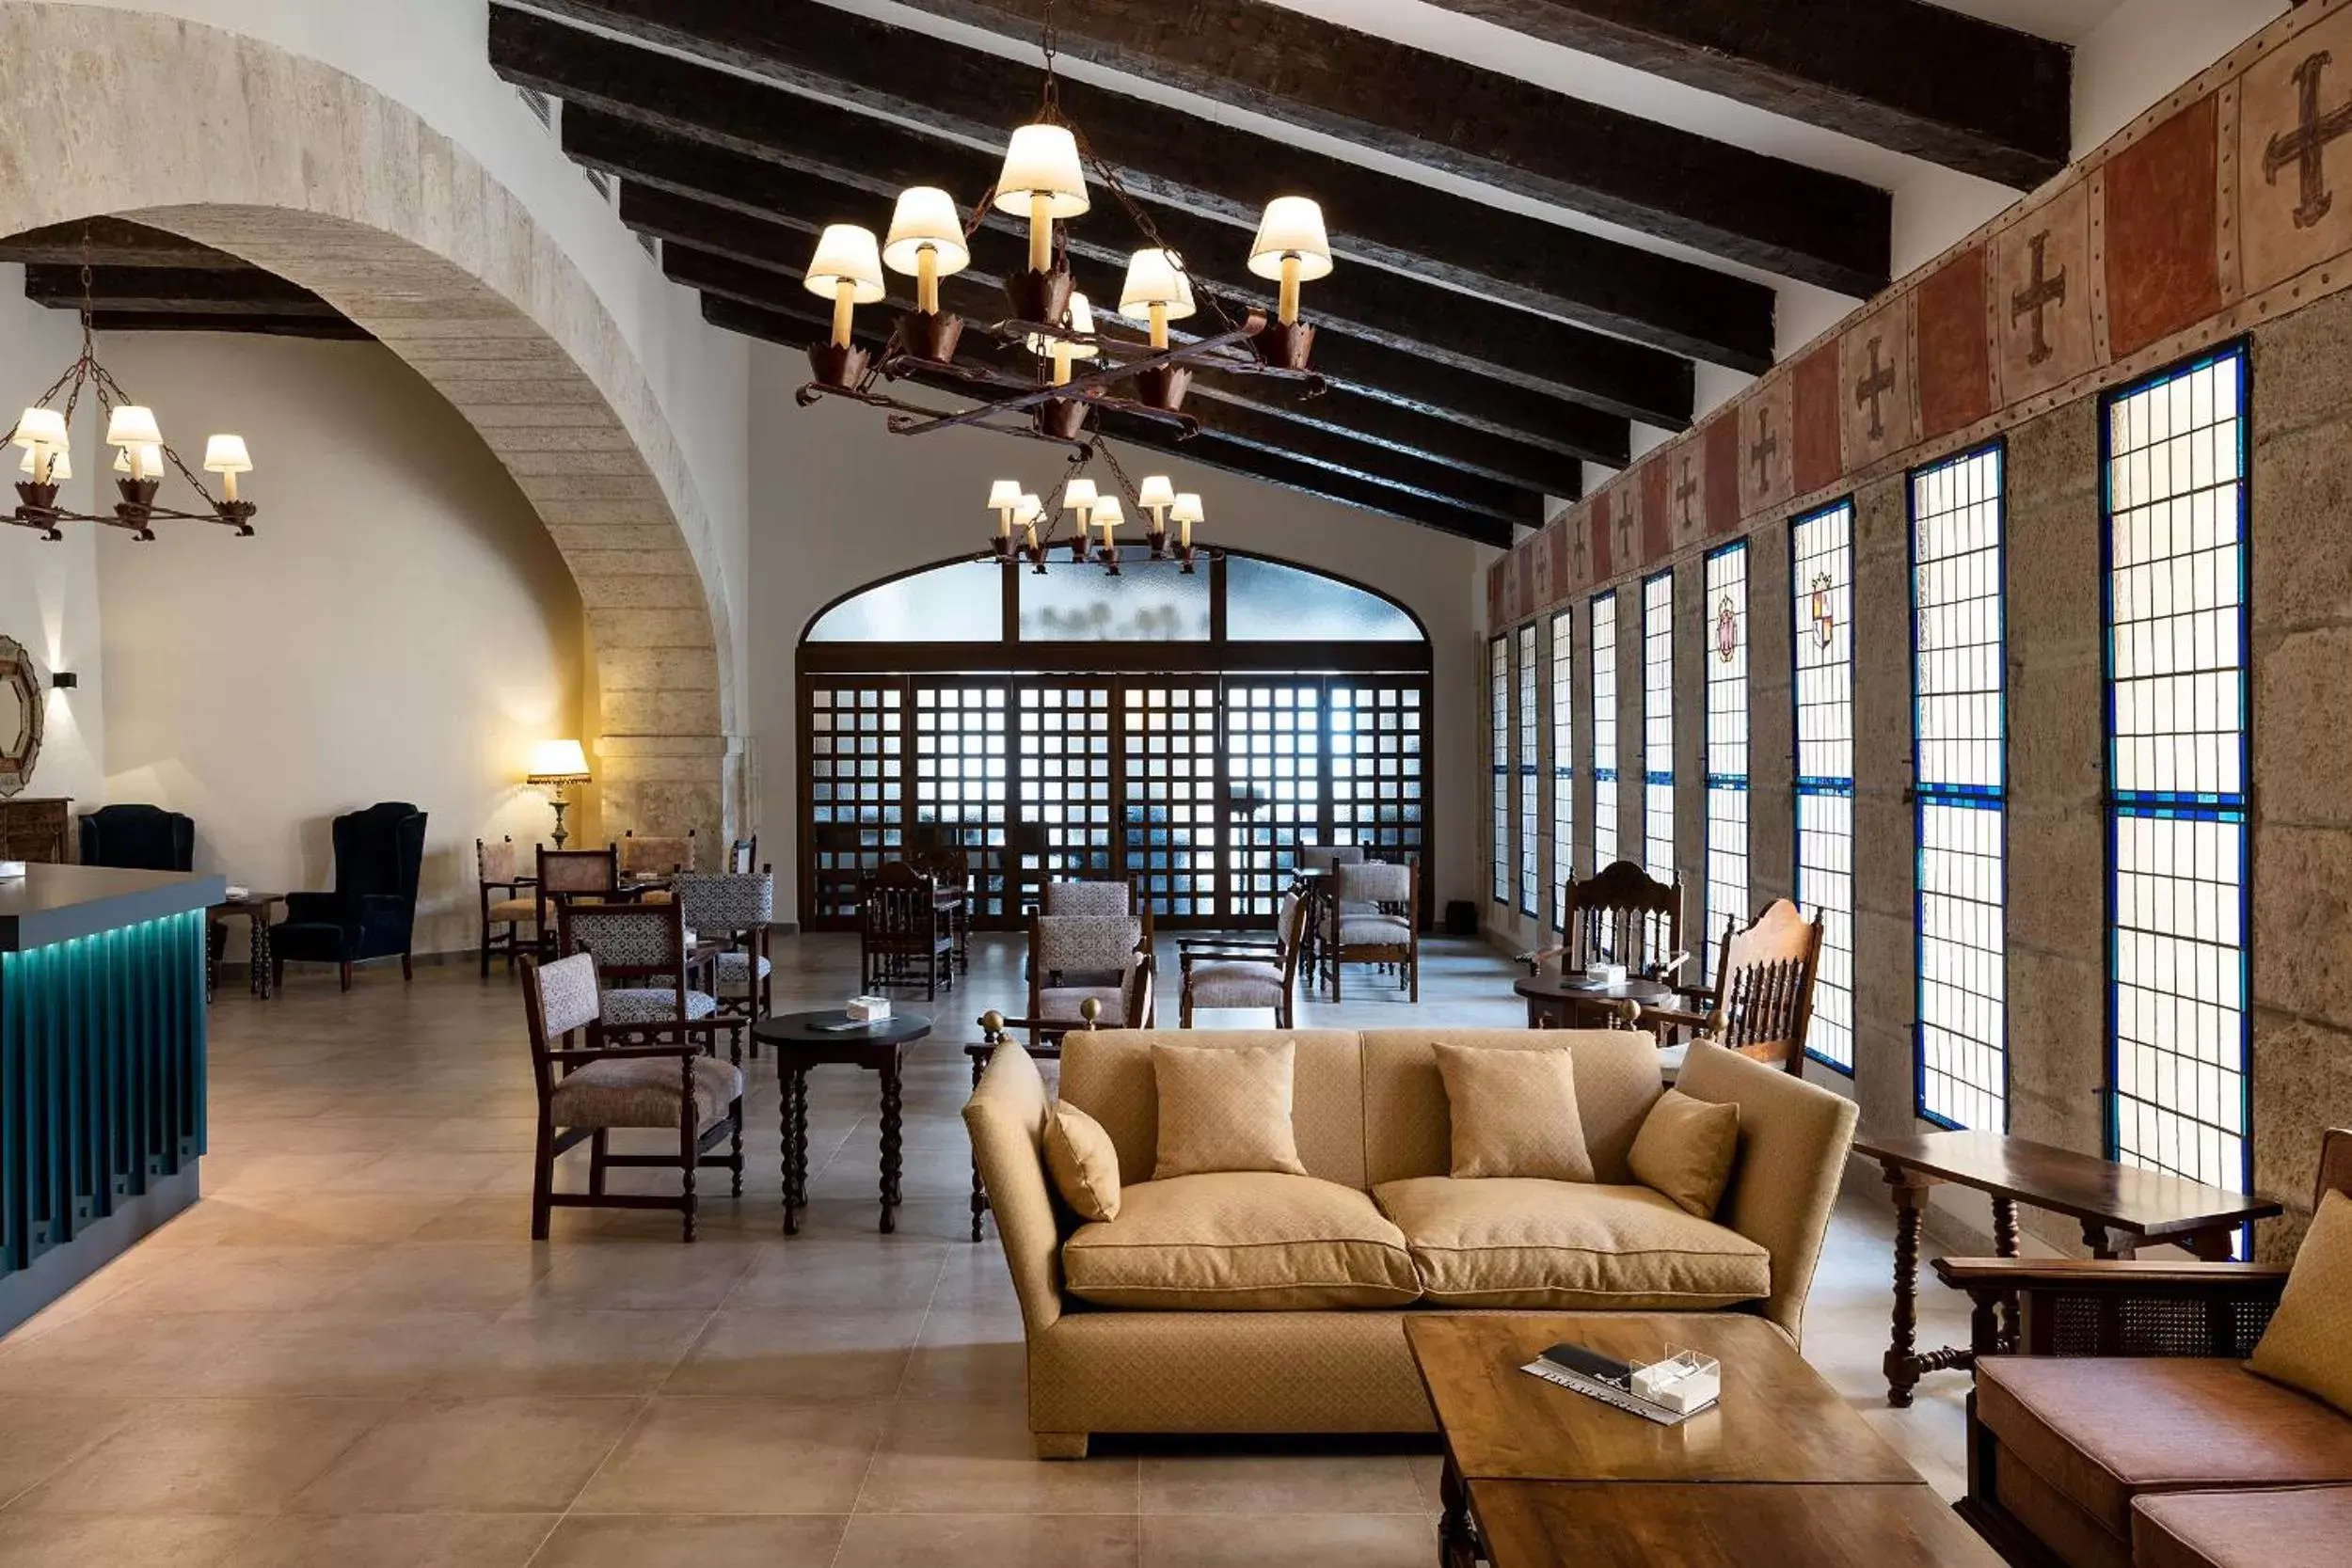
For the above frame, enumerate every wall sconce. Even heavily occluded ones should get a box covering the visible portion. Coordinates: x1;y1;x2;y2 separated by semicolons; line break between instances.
51;672;76;689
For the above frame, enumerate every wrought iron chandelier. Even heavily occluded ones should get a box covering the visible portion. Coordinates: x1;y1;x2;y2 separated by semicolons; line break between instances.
7;237;257;543
794;0;1332;449
982;441;1211;576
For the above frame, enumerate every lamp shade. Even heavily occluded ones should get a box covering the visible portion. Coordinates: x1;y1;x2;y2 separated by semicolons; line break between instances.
1089;496;1125;528
803;224;886;303
882;186;972;277
1062;477;1099;513
111;443;163;477
1169;492;1205;525
104;404;163;448
12;407;66;451
1248;197;1334;281
1137;475;1177;512
1118;248;1196;321
1025;291;1102;360
1016;493;1044;526
18;446;69;481
202;434;252;474
527;737;593;783
992;123;1089;219
987;479;1025;511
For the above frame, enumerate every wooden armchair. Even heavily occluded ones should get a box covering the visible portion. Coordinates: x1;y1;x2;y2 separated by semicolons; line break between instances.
534;844;619;958
1633;899;1823;1078
1520;860;1686;982
617;828;696;903
555;897;732;1034
1028;913;1154;1039
1322;857;1419;1003
1934;1130;2352;1568
862;859;955;998
673;870;775;1024
1179;887;1311;1027
520;952;744;1243
476;833;539;977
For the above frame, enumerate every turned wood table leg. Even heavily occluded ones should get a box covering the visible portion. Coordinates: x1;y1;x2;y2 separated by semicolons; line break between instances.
879;1052;904;1234
969;1053;988;1243
1437;1453;1478;1568
782;1066;809;1236
2082;1222;2136;1260
1993;1195;2020;1257
1884;1164;1932;1408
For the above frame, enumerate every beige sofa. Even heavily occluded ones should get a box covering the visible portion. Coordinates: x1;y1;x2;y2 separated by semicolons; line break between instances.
964;1027;1859;1458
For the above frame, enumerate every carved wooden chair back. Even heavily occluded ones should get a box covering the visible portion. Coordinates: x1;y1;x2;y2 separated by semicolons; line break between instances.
1559;861;1684;977
618;828;696;878
728;836;759;875
1700;899;1824;1073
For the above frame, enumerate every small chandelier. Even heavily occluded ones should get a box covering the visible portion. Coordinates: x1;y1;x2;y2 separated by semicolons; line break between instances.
795;0;1331;449
8;240;256;543
985;445;1209;576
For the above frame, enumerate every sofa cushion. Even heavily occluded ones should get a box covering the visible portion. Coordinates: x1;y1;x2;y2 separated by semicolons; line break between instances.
1062;1171;1420;1309
1361;1030;1661;1187
1433;1042;1595;1181
549;1053;741;1132
1063;1031;1368;1190
1627;1089;1740;1217
1371;1176;1770;1309
2133;1486;2352;1568
1044;1100;1121;1222
2248;1189;2352;1418
1151;1041;1309;1180
1976;1356;2352;1538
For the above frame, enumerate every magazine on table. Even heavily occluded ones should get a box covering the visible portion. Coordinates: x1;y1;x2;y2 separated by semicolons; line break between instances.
1520;1341;1721;1426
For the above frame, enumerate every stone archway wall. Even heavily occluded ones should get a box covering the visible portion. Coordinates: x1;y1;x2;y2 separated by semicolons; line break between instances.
0;2;736;845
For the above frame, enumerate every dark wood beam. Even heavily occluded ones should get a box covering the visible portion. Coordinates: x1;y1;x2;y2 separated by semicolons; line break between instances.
702;293;1518;548
1410;1;2071;189
668;244;1540;523
86;310;373;341
0;217;246;270
781;0;1891;294
596;142;1629;467
24;264;339;317
622;183;1589;493
487;1;1772;371
565;103;1690;428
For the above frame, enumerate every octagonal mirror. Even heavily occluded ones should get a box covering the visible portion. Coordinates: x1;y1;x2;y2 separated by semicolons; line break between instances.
0;634;44;799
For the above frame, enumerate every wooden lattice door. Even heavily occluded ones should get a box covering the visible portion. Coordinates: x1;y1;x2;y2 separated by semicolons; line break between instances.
1328;679;1429;914
803;678;904;927
912;680;1009;919
1016;683;1115;888
1120;681;1219;924
1222;680;1324;920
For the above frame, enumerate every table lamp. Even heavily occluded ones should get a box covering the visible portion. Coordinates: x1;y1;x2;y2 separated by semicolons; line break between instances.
526;738;593;847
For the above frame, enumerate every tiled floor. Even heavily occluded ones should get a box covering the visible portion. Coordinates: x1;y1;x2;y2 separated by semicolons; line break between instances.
0;931;1973;1566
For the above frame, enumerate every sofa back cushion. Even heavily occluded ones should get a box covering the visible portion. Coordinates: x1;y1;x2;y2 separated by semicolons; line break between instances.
1062;1030;1368;1189
1361;1029;1661;1187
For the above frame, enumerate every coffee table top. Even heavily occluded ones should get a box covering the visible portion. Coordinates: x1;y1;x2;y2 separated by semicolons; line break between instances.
1467;1481;2003;1568
1404;1314;1918;1486
1512;973;1675;1006
1853;1131;2280;1239
753;1009;933;1053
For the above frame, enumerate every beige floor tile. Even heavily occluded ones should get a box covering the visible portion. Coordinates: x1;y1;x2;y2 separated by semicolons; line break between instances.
325;1151;521;1194
414;1309;709;1396
1140;1453;1426;1515
87;1243;377;1316
569;1397;888;1514
199;1309;502;1400
324;1243;553;1314
661;1307;925;1400
228;1513;559;1568
0;1310;292;1397
11;1398;396;1515
856;1400;1141;1515
1140;1513;1438;1568
834;1513;1142;1568
728;1243;947;1311
0;1398;139;1507
529;1514;846;1567
521;1241;758;1311
290;1395;641;1513
895;1338;1027;1403
155;1192;463;1247
0;1514;262;1568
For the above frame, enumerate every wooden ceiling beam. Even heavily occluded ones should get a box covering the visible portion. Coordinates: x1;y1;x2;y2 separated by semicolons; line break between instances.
809;0;1891;295
487;1;1772;372
1410;0;2071;189
85;311;373;341
700;293;1521;549
0;217;246;270
24;264;340;317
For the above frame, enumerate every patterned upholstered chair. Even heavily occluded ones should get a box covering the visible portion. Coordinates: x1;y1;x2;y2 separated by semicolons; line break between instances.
1028;913;1153;1041
1297;844;1364;874
476;835;539;977
674;870;774;1023
520;952;744;1243
1041;878;1134;917
555;898;728;1032
1322;858;1420;1003
1178;888;1311;1027
617;828;696;902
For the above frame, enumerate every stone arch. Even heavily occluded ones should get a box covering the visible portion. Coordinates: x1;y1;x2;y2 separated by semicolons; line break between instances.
0;1;735;844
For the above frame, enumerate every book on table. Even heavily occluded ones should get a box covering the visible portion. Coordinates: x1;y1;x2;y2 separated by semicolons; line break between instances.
1520;1341;1722;1426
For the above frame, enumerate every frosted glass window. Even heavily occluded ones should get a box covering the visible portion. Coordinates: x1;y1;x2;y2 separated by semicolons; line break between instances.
1518;622;1540;917
1226;556;1421;641
1490;636;1510;905
1792;500;1855;1074
1550;608;1574;929
1912;444;2008;1132
1703;543;1748;981
1019;559;1210;641
2104;347;2249;1203
1590;592;1618;870
1642;571;1675;885
808;561;1006;641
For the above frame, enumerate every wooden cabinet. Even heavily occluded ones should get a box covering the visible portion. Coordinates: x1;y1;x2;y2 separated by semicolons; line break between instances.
0;798;71;863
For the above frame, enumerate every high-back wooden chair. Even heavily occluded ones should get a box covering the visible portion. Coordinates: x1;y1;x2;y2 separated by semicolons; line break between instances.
476;834;539;977
535;845;619;955
1639;899;1824;1077
1523;860;1686;980
555;897;727;1031
862;860;955;997
727;836;759;875
1179;886;1311;1027
1322;857;1419;1003
1029;912;1152;1038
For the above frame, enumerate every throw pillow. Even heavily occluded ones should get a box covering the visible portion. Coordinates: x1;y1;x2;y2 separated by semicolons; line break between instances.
1151;1040;1309;1180
1043;1100;1121;1223
2247;1188;2352;1417
1434;1042;1595;1182
1628;1089;1741;1217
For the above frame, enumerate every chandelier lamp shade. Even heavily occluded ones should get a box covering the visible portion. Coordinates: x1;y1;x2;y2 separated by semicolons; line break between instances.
791;0;1329;446
8;248;258;545
987;453;1210;575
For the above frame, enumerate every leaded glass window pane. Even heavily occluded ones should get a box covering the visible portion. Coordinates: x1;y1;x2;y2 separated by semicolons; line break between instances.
1793;501;1855;1073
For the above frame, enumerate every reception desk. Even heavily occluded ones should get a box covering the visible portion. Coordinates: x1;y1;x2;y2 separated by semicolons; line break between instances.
0;863;223;1334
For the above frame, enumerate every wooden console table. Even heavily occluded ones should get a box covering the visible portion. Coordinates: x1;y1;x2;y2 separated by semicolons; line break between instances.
1855;1131;2281;1406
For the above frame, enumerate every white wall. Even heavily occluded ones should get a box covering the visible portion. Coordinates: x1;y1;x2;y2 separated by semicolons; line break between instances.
742;341;1488;923
94;333;585;960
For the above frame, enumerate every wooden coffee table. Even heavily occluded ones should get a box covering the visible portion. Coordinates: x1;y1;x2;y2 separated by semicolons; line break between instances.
751;1008;932;1236
1404;1314;1982;1568
1467;1481;2003;1567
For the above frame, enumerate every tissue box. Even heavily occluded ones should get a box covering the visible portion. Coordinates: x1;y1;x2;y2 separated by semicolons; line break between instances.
1629;1351;1721;1415
0;860;24;881
1581;962;1628;986
846;995;892;1022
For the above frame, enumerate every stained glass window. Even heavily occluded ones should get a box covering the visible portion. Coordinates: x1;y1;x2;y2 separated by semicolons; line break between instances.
1912;444;2008;1132
1591;592;1619;870
2103;346;2249;1198
1490;635;1510;905
1518;623;1540;917
1703;543;1749;982
1641;571;1676;885
1550;608;1575;929
1792;500;1855;1074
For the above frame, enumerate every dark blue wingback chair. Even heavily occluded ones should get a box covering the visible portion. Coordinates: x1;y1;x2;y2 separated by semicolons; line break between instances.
78;804;196;872
270;801;427;991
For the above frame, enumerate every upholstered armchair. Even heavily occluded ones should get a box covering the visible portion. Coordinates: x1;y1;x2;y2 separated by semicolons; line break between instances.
270;801;426;991
555;897;729;1032
1179;889;1310;1026
476;834;538;977
1041;878;1135;917
1297;844;1364;874
673;870;774;1023
1028;912;1153;1039
1322;858;1419;1002
78;803;195;872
